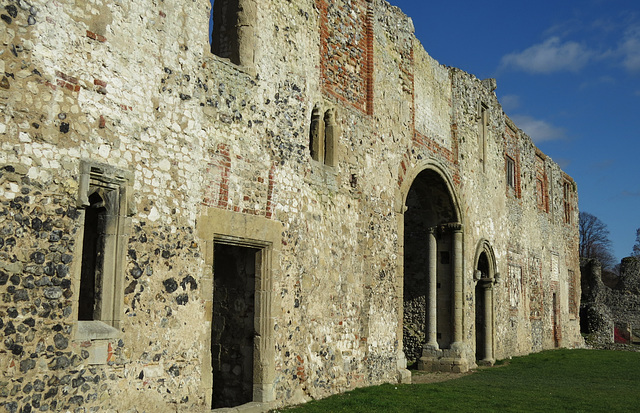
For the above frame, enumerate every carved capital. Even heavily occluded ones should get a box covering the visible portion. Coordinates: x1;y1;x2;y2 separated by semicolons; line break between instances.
443;222;463;232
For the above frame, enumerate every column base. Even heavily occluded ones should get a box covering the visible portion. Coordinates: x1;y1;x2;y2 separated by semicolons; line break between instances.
418;342;476;373
477;358;495;367
396;352;412;384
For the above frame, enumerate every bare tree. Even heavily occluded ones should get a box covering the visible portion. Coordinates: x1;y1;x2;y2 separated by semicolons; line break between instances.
579;212;616;269
632;228;640;257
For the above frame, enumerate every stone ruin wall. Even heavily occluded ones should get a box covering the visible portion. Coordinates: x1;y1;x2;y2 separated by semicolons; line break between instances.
581;257;640;345
0;0;581;411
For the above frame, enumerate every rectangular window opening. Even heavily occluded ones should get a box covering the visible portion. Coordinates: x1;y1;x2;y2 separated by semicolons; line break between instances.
563;180;572;224
535;154;548;212
210;0;255;67
506;156;515;189
479;103;488;168
79;191;109;321
75;161;133;341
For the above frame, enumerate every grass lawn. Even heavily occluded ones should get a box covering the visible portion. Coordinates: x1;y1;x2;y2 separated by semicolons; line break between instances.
275;349;640;412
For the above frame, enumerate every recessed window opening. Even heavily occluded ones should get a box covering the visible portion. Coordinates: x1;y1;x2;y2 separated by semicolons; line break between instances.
506;156;515;189
79;192;107;321
563;180;572;224
210;0;239;63
75;161;133;337
210;0;255;67
535;154;548;212
479;102;488;168
309;105;323;162
309;104;337;167
323;108;336;166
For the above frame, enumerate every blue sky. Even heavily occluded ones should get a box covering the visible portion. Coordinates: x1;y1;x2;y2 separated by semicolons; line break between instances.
388;0;640;261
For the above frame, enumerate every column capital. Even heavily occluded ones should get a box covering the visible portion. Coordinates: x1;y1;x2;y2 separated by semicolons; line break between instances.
443;222;463;232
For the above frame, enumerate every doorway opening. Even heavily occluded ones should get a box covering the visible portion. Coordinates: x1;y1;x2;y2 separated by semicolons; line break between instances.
552;292;560;348
475;280;486;360
475;251;490;362
473;242;496;365
403;169;457;366
212;243;259;409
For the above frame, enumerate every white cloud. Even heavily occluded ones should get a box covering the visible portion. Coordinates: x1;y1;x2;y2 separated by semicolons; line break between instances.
556;158;572;169
501;37;593;74
620;26;640;72
510;114;566;143
579;75;616;90
499;94;520;113
591;159;615;170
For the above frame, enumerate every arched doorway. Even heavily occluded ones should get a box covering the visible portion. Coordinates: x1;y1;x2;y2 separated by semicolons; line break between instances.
473;241;497;366
401;166;465;371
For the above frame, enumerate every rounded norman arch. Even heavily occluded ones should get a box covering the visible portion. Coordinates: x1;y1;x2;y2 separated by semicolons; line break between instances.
473;239;497;366
473;239;497;280
396;159;462;223
397;158;469;372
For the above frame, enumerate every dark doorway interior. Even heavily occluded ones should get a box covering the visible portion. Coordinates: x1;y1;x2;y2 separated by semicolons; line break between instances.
553;292;560;347
403;169;457;365
475;252;489;361
474;282;486;360
212;243;258;408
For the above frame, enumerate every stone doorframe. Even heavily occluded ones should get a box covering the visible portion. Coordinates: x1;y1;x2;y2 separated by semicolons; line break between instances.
197;208;282;411
395;160;470;373
473;239;499;365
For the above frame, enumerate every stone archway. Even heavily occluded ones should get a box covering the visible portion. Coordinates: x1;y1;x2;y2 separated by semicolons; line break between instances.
398;163;468;373
473;240;497;366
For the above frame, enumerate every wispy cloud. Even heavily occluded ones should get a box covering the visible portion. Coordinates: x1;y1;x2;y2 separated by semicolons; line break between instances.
499;94;520;113
500;37;593;74
555;158;572;169
622;190;640;197
580;75;616;90
510;114;566;143
591;159;615;170
619;25;640;73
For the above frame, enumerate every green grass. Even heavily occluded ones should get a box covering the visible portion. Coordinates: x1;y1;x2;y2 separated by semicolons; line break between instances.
275;349;640;412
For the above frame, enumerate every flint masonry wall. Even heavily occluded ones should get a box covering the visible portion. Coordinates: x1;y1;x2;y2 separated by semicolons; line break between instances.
581;257;640;345
0;0;581;411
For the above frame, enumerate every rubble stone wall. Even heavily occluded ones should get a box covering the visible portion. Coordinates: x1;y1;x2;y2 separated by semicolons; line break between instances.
1;0;581;411
581;257;640;345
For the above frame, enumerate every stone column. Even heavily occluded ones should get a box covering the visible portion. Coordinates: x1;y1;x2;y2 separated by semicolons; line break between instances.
451;223;463;345
482;281;494;363
426;227;438;350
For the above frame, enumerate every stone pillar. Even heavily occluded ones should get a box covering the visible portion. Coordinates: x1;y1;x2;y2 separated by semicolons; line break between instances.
451;223;463;345
482;281;494;364
425;227;438;350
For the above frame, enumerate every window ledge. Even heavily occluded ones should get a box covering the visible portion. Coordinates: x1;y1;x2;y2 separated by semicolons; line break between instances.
75;320;120;341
